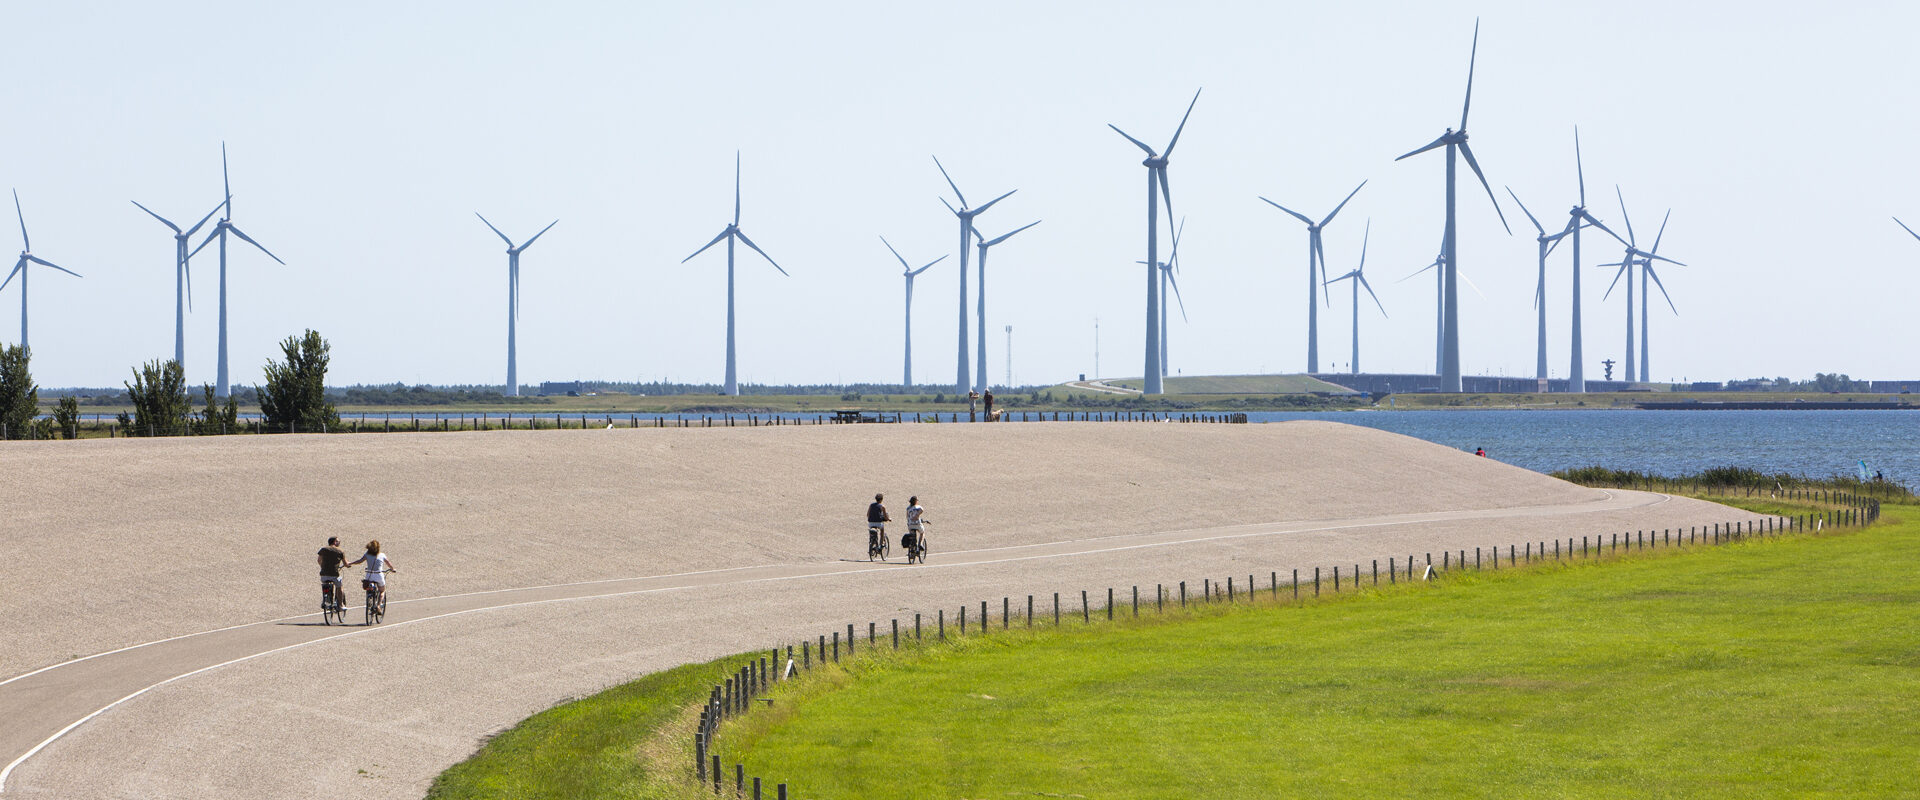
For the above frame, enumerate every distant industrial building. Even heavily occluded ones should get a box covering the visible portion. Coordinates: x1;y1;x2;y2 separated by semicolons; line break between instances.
1312;374;1637;395
538;381;593;396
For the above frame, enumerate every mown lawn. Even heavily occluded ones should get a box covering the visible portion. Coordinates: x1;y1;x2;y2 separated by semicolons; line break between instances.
719;510;1919;799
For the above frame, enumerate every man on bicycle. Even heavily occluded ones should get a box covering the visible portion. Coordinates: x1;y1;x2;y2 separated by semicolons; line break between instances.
867;493;890;552
317;536;347;611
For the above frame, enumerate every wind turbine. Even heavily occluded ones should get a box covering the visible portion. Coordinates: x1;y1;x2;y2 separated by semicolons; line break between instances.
1324;219;1386;374
476;214;558;396
1561;129;1630;392
971;219;1041;392
932;156;1015;396
1260;180;1366;374
1;191;82;352
881;236;945;387
1506;187;1581;384
1394;20;1510;391
683;152;787;397
188;144;285;398
1395;234;1446;373
1599;204;1682;383
1110;88;1201;395
1600;189;1685;385
1138;217;1189;377
132;198;225;375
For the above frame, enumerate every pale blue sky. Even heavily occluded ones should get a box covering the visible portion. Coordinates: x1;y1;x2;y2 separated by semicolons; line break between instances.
3;1;1915;388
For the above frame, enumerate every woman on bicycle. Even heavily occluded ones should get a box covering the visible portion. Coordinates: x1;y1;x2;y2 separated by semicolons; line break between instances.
903;496;926;558
346;540;398;605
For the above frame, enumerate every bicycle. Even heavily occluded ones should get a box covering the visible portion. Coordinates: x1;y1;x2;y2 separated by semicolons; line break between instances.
363;569;392;625
320;578;347;626
867;523;890;561
904;521;929;565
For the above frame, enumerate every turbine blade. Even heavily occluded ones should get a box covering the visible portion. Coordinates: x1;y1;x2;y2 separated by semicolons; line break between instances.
1158;166;1175;234
733;229;788;276
0;260;21;292
682;228;731;263
1459;268;1487;300
1108;125;1156;157
1649;209;1670;255
184;199;225;238
1166;268;1189;323
880;235;909;270
1313;236;1331;306
1169;216;1185;270
1361;274;1388;317
1601;262;1628;300
14;189;29;252
1258;196;1314;225
940;196;959;216
1580;211;1630;247
973;189;1016;216
185;258;194;312
1574;126;1587;206
1162;88;1202;157
985;219;1041;248
28;255;81;278
910;254;946;276
931;155;968;208
131;200;182;234
1896;216;1920;242
1357;219;1370;272
1505;186;1544;235
1638;250;1687;267
226;225;286;264
519;219;559;251
476;213;514;246
1395;134;1449;162
1460;18;1480;130
1615;185;1636;246
734;151;742;225
188;228;218;260
1396;261;1437;283
1319;180;1367;227
221;142;231;207
1457;141;1511;234
1647;265;1678;314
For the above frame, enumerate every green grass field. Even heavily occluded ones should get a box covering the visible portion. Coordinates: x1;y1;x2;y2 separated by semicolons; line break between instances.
422;496;1915;799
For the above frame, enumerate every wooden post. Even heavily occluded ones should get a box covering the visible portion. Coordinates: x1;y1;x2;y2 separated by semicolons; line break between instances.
1082;590;1090;623
1133;585;1139;616
939;609;945;640
1314;567;1320;597
1293;569;1299;600
1028;595;1034;627
1054;592;1060;625
1179;581;1186;608
893;619;899;649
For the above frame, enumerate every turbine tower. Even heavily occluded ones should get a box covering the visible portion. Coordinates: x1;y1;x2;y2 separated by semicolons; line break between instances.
1561;129;1629;392
1506;187;1580;384
970;219;1040;392
1600;207;1682;383
476;214;558;396
683;152;787;397
881;236;945;387
132;198;225;375
1260;181;1366;374
1324;220;1387;374
933;157;1015;395
1109;88;1201;395
188;144;285;398
1;191;82;352
1394;20;1510;392
1141;218;1189;377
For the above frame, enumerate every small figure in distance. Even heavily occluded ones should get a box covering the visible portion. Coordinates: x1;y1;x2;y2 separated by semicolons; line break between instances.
968;390;979;422
346;539;398;607
903;495;926;557
1474;446;1487;458
867;493;890;553
318;536;348;612
983;389;995;421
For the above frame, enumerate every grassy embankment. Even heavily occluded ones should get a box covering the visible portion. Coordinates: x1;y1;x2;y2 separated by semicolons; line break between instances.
426;491;1914;800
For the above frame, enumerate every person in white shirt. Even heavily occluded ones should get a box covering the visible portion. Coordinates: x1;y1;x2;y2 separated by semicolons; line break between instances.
346;540;398;606
903;496;926;554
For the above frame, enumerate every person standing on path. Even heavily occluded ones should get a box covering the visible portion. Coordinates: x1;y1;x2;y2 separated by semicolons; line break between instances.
983;389;994;420
967;390;978;422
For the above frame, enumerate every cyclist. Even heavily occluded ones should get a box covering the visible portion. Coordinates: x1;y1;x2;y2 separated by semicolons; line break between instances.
867;493;890;553
346;539;398;607
903;496;926;557
317;536;348;612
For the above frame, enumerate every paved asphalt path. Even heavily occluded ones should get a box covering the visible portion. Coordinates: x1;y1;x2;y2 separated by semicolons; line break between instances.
1;488;1771;799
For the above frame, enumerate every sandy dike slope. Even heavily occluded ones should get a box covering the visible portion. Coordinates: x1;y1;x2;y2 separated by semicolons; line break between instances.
0;421;1774;799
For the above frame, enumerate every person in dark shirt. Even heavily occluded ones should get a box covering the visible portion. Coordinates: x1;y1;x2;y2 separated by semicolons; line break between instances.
867;493;890;551
318;536;348;610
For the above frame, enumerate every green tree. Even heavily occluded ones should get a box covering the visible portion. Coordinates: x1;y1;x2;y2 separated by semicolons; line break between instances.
54;395;80;439
0;344;36;440
258;329;339;433
193;384;239;435
126;359;192;436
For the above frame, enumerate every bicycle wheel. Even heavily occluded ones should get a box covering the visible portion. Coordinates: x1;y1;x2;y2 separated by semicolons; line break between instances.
366;587;379;625
376;590;388;622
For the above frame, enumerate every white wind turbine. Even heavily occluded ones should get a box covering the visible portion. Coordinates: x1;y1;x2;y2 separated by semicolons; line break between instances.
1139;218;1189;377
188;144;285;398
970;219;1041;392
933;156;1015;395
1260;181;1366;374
683;152;787;397
1;191;82;352
131;198;225;375
1393;20;1510;391
1398;231;1490;373
881;236;945;387
476;214;558;396
1109;88;1201;395
1599;204;1682;383
1324;220;1386;375
1560;129;1631;392
1505;187;1581;385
